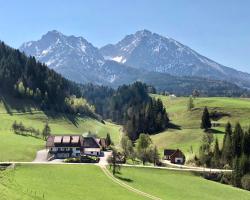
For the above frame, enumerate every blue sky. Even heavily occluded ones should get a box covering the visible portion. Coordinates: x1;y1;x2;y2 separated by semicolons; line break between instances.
0;0;249;72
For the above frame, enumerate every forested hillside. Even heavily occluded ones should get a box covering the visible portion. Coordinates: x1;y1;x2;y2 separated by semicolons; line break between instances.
0;42;92;114
0;42;169;139
81;82;169;140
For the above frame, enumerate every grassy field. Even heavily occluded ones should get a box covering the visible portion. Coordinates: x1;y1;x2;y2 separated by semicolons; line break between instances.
117;167;250;200
151;95;250;159
2;165;249;200
0;96;121;161
0;165;145;200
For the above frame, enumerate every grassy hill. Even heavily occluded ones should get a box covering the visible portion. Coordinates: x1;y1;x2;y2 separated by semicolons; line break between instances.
0;165;144;200
0;96;121;161
151;95;250;160
118;167;250;200
1;165;250;200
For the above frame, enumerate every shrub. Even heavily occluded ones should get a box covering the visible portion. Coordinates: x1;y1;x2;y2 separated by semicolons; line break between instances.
81;155;100;163
241;174;250;191
64;158;80;163
220;173;232;185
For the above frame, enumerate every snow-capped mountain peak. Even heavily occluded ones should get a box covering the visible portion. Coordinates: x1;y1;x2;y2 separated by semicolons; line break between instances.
20;31;105;83
20;30;250;89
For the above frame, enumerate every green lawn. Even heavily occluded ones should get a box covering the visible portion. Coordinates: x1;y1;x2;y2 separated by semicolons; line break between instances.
151;95;250;159
0;165;144;200
2;165;249;200
0;97;121;161
117;167;250;200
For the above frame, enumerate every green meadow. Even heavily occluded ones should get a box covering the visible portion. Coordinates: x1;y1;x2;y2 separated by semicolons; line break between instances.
151;95;250;159
1;165;250;200
118;167;250;200
0;165;144;200
0;96;121;161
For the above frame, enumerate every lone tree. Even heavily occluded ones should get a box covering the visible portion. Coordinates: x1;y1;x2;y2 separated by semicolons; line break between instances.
120;135;135;159
150;146;160;166
136;133;152;165
42;122;51;140
108;147;121;175
187;96;194;111
201;107;211;131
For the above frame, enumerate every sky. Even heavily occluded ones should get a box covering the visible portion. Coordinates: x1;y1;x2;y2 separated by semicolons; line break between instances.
0;0;249;73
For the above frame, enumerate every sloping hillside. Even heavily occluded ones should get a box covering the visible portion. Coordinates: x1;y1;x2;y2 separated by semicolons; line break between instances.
151;94;250;159
0;95;121;161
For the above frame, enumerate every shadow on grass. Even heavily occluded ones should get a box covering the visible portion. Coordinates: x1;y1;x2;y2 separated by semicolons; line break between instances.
0;93;35;114
114;174;134;183
206;129;224;134
43;110;80;127
168;122;182;130
0;92;80;127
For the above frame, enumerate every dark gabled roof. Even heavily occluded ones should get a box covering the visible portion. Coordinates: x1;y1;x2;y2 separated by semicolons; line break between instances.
83;137;100;148
164;149;177;156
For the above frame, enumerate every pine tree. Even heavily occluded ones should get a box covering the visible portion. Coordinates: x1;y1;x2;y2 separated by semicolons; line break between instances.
212;137;220;168
42;122;51;140
200;107;211;131
223;122;232;147
221;133;233;166
232;122;244;157
232;157;242;187
221;122;233;166
106;133;112;147
199;133;213;166
242;128;250;156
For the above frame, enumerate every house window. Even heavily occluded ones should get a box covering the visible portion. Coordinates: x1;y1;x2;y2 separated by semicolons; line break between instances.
76;148;80;151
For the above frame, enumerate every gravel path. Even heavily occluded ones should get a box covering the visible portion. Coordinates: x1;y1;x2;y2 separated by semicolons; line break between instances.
32;149;49;162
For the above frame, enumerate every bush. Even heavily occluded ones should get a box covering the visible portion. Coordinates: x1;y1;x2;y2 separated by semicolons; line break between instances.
81;155;100;163
220;173;232;185
241;174;250;191
64;157;80;163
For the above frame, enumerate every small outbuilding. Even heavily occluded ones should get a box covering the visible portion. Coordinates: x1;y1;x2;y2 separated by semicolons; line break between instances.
164;149;185;164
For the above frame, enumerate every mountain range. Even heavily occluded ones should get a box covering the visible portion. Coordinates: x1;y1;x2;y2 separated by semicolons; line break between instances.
19;30;250;95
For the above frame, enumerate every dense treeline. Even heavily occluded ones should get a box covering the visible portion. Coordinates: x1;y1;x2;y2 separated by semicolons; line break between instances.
80;83;114;117
0;41;81;110
154;76;250;97
198;122;250;190
81;82;169;140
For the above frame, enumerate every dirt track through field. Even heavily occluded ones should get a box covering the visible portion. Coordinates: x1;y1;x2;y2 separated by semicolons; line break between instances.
100;166;162;200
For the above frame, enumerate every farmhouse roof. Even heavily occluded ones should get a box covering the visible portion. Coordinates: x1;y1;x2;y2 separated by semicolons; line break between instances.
46;135;82;148
164;149;177;156
83;137;100;148
46;135;101;149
